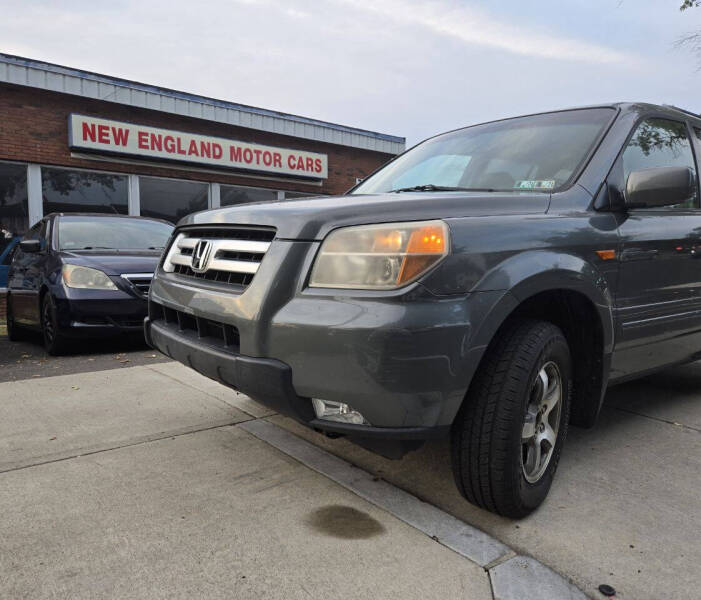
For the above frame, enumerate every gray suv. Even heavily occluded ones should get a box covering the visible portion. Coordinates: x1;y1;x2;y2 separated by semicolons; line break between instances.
146;103;701;517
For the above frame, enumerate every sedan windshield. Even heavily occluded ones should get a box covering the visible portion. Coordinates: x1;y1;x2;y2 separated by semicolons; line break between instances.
353;108;615;194
58;217;173;251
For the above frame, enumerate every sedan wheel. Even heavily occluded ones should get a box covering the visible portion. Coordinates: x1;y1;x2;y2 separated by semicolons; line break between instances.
41;294;67;355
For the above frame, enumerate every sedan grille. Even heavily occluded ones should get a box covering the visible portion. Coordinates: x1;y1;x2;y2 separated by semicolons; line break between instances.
162;226;275;288
122;273;153;297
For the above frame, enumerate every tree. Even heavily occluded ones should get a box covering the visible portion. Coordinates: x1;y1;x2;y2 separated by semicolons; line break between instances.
677;1;701;64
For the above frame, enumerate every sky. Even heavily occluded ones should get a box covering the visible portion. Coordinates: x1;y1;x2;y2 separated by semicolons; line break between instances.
1;0;700;147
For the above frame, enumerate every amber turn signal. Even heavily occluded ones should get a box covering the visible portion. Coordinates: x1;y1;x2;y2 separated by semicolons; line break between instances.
595;249;616;261
406;225;446;254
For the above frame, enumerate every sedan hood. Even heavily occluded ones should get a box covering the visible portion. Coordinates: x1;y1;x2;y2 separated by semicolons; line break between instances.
180;192;550;240
60;249;162;275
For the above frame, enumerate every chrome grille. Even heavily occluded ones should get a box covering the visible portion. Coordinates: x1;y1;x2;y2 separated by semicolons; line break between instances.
122;273;153;297
162;227;275;288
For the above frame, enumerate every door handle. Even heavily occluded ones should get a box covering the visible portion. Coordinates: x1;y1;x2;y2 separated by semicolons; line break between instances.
621;248;659;261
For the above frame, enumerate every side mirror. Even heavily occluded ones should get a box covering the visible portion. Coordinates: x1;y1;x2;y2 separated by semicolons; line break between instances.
19;239;41;253
625;166;695;209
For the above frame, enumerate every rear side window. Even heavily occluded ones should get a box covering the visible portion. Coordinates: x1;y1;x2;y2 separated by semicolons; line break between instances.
622;118;698;208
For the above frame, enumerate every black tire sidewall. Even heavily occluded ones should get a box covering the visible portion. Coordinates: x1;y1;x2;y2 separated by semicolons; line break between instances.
514;333;571;512
41;294;63;354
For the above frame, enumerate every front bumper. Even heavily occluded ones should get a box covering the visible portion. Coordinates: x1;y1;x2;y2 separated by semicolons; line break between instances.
144;315;448;456
55;289;147;336
147;235;509;457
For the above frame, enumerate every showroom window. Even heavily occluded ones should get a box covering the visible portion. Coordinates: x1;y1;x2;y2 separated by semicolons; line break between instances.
0;162;29;245
139;176;208;223
284;191;320;199
42;167;128;215
29;166;321;225
220;184;278;206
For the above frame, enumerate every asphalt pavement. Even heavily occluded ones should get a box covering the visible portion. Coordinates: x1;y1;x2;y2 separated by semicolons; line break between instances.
0;328;170;383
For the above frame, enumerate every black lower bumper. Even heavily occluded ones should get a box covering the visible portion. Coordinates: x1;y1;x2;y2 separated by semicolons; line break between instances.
145;316;315;421
57;295;147;337
144;316;448;458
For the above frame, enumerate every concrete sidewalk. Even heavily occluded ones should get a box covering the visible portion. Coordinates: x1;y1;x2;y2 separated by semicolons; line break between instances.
0;366;492;600
3;359;699;599
271;369;701;600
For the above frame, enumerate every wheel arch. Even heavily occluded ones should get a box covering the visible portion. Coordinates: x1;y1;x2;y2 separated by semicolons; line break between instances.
458;252;615;428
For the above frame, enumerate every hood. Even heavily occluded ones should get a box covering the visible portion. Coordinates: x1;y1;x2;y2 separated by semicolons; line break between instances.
59;249;162;275
180;191;550;239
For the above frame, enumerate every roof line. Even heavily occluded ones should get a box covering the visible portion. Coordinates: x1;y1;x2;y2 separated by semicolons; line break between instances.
0;53;406;152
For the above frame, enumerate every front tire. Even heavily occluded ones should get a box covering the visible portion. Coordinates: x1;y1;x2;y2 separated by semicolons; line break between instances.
451;319;571;518
41;293;68;355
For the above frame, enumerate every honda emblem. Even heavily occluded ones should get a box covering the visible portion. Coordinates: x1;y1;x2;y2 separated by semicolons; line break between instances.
191;240;213;273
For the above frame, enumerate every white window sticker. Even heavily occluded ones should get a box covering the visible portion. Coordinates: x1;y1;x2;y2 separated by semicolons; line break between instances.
514;180;556;190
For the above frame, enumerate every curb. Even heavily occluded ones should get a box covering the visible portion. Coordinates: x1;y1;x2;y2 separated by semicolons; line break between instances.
239;419;590;600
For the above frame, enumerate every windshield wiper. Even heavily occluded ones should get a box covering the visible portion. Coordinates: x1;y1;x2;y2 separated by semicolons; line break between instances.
80;246;116;250
388;184;496;193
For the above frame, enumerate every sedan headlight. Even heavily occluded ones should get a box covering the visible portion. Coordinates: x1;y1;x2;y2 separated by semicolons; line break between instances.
62;264;117;290
309;220;449;290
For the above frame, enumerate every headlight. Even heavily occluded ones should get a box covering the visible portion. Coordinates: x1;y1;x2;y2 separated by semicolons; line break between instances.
62;264;117;290
309;220;449;290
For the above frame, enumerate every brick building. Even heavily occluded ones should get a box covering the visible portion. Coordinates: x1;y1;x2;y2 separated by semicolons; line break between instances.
0;53;404;241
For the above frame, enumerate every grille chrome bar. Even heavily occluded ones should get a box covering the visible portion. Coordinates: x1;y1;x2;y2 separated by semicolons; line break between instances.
121;272;154;296
162;227;275;287
170;253;193;267
176;237;270;254
208;257;259;274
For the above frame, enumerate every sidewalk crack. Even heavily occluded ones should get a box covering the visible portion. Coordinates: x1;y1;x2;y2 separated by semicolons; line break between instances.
614;406;701;434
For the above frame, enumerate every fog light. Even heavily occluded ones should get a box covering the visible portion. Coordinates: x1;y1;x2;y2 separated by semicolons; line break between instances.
311;399;369;425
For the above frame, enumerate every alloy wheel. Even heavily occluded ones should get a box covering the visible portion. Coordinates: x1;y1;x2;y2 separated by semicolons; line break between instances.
521;361;563;484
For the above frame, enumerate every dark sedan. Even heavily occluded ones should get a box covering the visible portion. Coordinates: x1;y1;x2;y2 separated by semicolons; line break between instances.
6;213;173;354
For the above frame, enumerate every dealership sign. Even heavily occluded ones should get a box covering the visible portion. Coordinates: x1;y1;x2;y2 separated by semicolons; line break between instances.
68;114;328;179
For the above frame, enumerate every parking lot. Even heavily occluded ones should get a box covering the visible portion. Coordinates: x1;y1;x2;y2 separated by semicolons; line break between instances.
2;326;700;600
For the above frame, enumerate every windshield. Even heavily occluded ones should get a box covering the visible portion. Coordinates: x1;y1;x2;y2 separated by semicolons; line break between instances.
58;217;173;251
353;108;615;194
